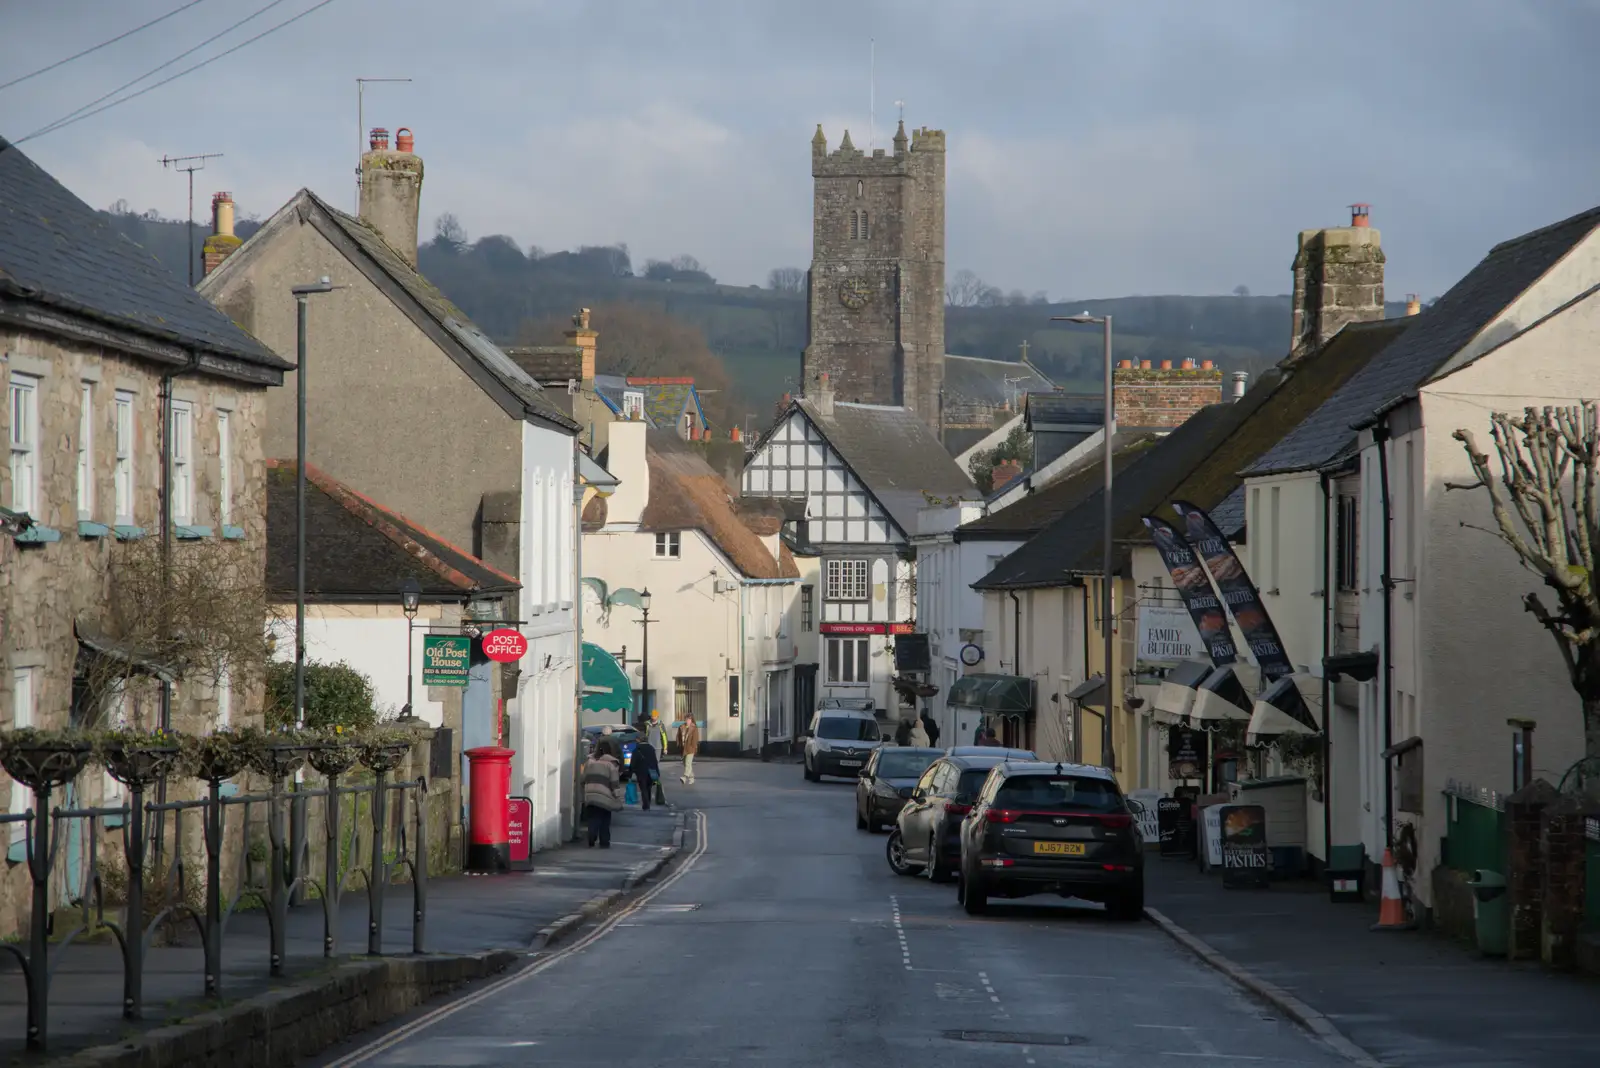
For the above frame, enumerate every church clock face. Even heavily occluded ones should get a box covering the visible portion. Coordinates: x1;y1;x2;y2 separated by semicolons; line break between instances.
837;277;873;310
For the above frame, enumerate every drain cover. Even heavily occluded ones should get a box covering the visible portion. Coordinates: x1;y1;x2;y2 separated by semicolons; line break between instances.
942;1030;1078;1047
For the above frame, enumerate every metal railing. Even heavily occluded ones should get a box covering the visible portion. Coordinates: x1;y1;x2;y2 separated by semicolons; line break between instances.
0;767;430;1052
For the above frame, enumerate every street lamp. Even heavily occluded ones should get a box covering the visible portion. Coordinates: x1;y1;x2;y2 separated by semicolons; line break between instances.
399;577;422;722
639;589;653;725
1053;311;1116;772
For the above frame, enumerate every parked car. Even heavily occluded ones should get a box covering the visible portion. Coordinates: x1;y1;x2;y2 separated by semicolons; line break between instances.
855;747;942;832
945;746;1037;760
803;707;886;781
581;724;641;767
885;751;1025;882
957;760;1144;921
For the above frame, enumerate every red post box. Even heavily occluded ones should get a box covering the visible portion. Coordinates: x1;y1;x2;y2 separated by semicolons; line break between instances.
464;745;515;872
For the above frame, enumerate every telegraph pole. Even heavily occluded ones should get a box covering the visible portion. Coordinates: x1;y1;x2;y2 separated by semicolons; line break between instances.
160;152;223;286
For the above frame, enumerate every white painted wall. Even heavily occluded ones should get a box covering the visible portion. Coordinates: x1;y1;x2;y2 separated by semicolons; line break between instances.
267;604;445;725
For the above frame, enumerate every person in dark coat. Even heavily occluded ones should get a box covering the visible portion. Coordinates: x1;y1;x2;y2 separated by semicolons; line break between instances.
920;709;941;747
630;733;663;810
893;718;914;747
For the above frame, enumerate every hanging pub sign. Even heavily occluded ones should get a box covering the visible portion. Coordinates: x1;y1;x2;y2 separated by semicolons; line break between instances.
1167;725;1207;781
422;634;472;687
1171;501;1294;683
894;632;932;673
1219;804;1271;888
482;628;529;663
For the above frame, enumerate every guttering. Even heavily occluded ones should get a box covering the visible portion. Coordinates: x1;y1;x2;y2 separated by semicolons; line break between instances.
1319;469;1333;869
1008;591;1022;674
1371;417;1396;851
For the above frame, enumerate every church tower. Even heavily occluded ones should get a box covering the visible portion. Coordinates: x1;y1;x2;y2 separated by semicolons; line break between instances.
802;120;946;426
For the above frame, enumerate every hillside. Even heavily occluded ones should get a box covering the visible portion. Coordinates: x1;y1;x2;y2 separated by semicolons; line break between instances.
99;206;1412;418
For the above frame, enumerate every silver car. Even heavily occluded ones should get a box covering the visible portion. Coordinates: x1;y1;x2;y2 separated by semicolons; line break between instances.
803;708;887;781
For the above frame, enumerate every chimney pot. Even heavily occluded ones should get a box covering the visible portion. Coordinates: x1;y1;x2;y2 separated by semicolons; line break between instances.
395;127;414;153
1201;359;1214;370
731;426;742;442
1160;360;1172;370
1118;359;1134;370
211;191;235;238
1350;202;1370;227
1231;371;1249;401
369;127;390;150
1405;293;1421;316
1139;359;1152;370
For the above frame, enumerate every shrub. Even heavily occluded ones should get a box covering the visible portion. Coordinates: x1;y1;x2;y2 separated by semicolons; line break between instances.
265;660;377;732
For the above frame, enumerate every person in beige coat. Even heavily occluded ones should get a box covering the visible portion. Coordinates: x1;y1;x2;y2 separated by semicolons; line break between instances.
677;717;700;784
582;750;623;847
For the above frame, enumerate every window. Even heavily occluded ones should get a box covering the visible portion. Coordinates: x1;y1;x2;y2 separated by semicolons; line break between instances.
1336;495;1359;591
559;473;574;602
8;374;39;516
529;471;545;606
1268;485;1281;592
850;211;859;240
860;211;869;239
654;532;681;559
800;585;814;632
825;558;869;601
728;675;740;718
1248;487;1261;579
857;179;864;197
114;391;135;524
77;383;94;518
1403;439;1416;579
622;391;645;420
815;714;879;740
9;667;34;845
826;635;871;684
217;409;232;526
674;677;707;726
169;400;193;524
993;773;1123;813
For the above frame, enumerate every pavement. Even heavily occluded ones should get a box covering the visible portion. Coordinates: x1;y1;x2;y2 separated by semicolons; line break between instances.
311;759;1349;1067
1145;856;1600;1067
0;796;679;1061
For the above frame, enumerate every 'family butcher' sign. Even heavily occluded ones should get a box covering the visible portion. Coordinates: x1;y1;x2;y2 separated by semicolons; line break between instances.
1135;603;1204;665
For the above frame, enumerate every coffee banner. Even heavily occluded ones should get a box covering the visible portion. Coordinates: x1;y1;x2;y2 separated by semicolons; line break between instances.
1141;516;1238;666
1171;501;1294;683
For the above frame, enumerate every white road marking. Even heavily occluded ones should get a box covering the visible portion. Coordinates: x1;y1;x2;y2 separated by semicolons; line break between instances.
974;971;1024;1059
890;895;912;970
324;809;710;1068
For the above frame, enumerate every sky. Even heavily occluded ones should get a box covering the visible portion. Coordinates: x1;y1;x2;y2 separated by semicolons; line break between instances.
3;0;1599;301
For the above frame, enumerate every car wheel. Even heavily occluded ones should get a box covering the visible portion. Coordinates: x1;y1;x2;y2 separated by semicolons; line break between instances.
804;759;818;782
962;866;989;915
886;828;924;877
1106;881;1145;922
856;801;868;830
865;805;883;833
927;834;952;883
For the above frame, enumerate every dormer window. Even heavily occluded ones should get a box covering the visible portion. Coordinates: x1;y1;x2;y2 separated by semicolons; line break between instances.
622;390;645;420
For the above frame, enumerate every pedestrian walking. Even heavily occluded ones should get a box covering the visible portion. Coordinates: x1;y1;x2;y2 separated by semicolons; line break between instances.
920;709;941;747
978;726;1002;747
677;716;700;784
582;747;624;848
973;721;985;745
894;717;913;747
630;731;663;810
908;716;929;747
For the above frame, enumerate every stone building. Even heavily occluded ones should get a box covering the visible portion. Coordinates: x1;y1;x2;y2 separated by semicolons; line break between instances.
1111;358;1226;429
0;138;288;932
802;122;946;425
1289;203;1386;361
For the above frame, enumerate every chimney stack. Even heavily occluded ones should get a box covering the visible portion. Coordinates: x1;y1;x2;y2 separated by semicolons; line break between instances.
359;125;425;268
1113;358;1224;429
1290;202;1386;361
563;307;598;384
990;458;1025;493
1231;371;1249;401
1406;293;1421;316
813;372;836;418
201;191;241;277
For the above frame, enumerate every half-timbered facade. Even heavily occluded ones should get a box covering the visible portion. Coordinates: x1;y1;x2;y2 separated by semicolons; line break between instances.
742;376;973;716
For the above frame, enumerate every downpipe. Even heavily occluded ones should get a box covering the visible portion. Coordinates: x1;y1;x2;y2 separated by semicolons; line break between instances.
1373;419;1396;854
1319;469;1334;872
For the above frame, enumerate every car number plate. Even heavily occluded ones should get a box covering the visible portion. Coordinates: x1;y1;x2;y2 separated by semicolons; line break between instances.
1033;842;1086;856
839;759;862;767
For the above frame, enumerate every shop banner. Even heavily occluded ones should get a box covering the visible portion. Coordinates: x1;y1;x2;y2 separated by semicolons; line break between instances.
1171;501;1294;683
1141;516;1238;666
1219;803;1272;888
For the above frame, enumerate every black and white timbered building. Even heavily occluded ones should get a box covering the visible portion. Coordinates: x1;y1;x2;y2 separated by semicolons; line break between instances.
742;376;974;714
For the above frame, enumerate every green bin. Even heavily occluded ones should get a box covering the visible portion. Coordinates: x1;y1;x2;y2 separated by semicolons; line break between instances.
1466;869;1508;957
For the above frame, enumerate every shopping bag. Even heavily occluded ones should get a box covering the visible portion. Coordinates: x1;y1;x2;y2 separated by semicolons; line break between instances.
653;781;666;806
625;780;639;805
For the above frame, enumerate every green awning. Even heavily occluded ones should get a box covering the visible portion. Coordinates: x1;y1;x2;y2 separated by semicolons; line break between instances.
947;673;1035;715
580;642;632;715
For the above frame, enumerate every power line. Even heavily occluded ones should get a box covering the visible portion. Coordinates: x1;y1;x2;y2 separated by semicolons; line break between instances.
17;0;328;145
0;0;211;94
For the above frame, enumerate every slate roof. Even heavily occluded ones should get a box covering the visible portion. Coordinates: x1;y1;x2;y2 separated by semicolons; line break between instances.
1026;391;1105;430
504;345;584;383
1245;204;1600;477
639;431;798;580
265;460;518;601
592;375;703;430
0;136;287;374
942;354;1054;406
942;426;993;458
956;429;1160;540
792;400;976;533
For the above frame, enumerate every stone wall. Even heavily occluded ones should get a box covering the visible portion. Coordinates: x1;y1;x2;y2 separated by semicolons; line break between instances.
802;125;945;427
1112;364;1224;428
0;326;272;937
1290;217;1386;361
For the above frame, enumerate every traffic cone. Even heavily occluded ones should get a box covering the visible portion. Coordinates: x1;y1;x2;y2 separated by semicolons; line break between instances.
1370;848;1408;931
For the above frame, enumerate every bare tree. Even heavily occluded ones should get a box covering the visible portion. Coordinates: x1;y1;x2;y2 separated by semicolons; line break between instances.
767;267;806;294
432;213;467;252
946;269;988;307
1233;284;1251;297
1028;291;1050;305
1455;404;1600;781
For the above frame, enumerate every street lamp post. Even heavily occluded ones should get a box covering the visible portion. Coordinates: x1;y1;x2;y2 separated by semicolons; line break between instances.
639;589;653;725
400;577;422;720
1054;312;1116;772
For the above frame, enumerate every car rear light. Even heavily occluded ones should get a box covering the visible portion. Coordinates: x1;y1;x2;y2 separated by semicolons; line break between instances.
1102;863;1133;872
1099;813;1133;830
945;802;972;816
980;857;1014;868
984;809;1020;824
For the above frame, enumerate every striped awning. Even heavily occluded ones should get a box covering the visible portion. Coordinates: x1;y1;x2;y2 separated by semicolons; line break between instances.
1247;673;1322;746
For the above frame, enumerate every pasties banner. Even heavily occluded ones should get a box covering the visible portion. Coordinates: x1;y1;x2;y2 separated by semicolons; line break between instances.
1141;516;1237;666
1171;500;1294;683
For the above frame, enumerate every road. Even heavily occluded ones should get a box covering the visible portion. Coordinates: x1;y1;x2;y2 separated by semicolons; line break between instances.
315;760;1347;1067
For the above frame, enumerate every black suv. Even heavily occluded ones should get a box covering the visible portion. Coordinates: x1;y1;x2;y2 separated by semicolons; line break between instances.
957;761;1143;920
887;751;1027;883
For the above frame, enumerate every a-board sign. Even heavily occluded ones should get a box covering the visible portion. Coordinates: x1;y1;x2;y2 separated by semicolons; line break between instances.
507;796;534;871
1157;796;1196;858
1219;804;1270;888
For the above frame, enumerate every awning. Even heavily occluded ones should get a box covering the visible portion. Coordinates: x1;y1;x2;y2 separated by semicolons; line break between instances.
75;622;180;683
1246;673;1322;745
579;452;620;495
948;673;1034;715
580;642;632;715
1190;663;1257;723
1153;659;1213;723
1323;650;1379;683
1065;674;1106;708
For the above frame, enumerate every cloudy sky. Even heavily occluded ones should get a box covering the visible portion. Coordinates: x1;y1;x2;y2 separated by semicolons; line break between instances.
3;0;1597;300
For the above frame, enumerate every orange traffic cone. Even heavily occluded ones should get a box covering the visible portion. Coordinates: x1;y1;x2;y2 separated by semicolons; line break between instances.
1371;848;1409;931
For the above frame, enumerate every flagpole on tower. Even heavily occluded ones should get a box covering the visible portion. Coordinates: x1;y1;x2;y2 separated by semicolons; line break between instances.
869;38;875;151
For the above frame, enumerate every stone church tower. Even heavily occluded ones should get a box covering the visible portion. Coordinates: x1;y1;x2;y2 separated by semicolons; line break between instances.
802;120;946;426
